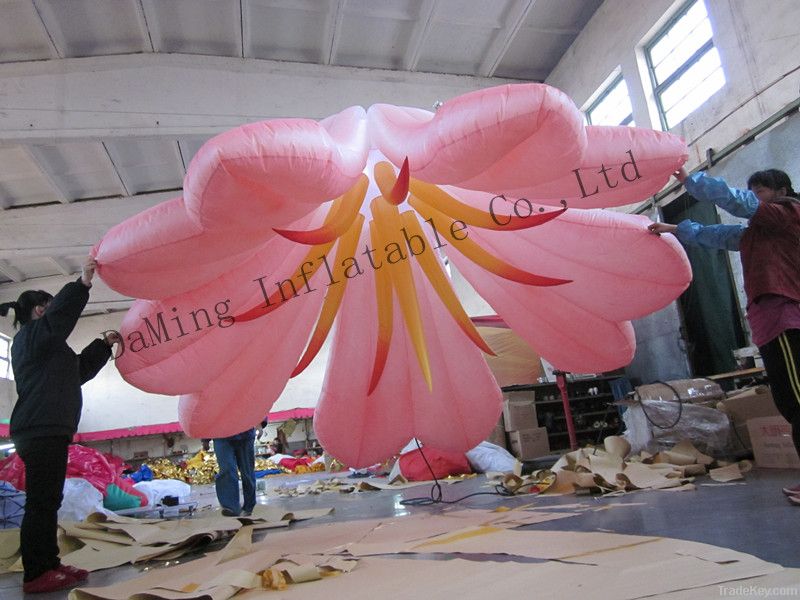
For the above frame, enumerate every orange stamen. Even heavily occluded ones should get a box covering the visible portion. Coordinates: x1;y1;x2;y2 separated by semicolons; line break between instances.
409;180;566;230
273;175;368;245
374;159;410;206
371;198;433;391
412;200;572;287
291;214;365;377
400;210;495;356
368;220;394;394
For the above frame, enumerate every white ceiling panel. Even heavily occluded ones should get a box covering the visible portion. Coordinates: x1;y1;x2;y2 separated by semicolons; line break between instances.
245;0;328;62
526;0;601;31
5;256;67;280
335;12;416;70
0;0;58;62
491;0;602;80
104;139;184;195
177;136;215;171
0;0;604;289
33;0;150;57
0;146;62;208
27;143;126;201
412;0;513;75
142;0;242;56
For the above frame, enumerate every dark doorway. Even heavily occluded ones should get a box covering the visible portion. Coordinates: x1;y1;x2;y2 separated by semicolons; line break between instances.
662;195;747;375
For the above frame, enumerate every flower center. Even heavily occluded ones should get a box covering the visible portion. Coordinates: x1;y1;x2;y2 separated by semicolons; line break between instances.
235;159;570;393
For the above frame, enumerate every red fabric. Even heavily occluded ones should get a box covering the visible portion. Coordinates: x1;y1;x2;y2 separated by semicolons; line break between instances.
0;444;125;493
278;457;314;470
398;447;472;481
103;452;131;474
0;453;25;490
115;476;148;506
741;199;800;307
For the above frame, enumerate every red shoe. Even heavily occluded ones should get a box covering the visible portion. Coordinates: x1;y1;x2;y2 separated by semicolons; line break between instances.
58;564;89;581
22;568;79;593
781;483;800;496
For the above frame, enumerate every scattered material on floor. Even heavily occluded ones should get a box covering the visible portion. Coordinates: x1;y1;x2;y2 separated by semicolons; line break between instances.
545;440;752;496
0;507;333;575
66;508;794;600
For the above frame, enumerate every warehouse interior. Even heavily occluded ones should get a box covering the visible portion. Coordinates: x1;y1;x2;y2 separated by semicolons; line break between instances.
1;0;799;598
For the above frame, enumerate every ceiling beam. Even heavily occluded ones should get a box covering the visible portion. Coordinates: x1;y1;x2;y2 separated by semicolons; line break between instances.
478;0;536;78
321;0;346;65
30;0;62;58
403;0;438;72
48;256;74;276
0;260;25;283
0;190;175;258
0;53;517;144
22;146;71;203
0;274;129;305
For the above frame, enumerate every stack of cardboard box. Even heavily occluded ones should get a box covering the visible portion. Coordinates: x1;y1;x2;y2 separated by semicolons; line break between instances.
501;391;550;460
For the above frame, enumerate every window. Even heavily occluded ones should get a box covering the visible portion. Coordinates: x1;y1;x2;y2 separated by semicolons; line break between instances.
646;0;725;129
586;74;635;127
0;333;12;380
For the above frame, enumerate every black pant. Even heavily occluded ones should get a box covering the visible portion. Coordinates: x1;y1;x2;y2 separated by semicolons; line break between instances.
14;435;69;581
759;329;800;454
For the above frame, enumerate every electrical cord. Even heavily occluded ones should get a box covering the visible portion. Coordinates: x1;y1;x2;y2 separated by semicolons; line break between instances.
399;439;517;506
636;380;684;430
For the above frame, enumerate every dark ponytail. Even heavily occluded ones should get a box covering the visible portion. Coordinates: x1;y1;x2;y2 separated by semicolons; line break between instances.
747;169;797;198
0;290;53;328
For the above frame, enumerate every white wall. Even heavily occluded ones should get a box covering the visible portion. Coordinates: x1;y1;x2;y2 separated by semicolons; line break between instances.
547;0;800;168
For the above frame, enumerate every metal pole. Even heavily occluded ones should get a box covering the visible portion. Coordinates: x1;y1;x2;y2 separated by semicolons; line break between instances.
555;371;578;450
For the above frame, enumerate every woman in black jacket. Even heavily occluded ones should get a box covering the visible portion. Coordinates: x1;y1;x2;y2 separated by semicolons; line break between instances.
0;257;119;593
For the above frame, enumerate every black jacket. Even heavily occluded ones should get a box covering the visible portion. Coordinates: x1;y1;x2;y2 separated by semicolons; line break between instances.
10;278;112;443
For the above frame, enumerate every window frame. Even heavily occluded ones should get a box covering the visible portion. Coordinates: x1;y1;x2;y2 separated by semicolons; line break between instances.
645;0;719;130
585;73;634;127
0;333;11;380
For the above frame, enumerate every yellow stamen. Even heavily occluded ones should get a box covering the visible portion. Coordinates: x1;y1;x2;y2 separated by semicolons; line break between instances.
273;175;368;245
374;160;410;206
409;179;566;230
400;210;494;356
235;239;336;322
368;219;394;394
370;198;433;391
411;199;572;287
291;214;365;377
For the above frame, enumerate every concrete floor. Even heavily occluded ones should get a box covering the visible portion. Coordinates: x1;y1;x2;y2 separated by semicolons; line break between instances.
1;467;798;599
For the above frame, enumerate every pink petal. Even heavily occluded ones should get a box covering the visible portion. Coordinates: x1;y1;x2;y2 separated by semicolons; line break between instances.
448;201;691;322
116;208;328;395
96;107;368;299
178;284;324;438
475;126;688;208
314;228;502;467
95;196;287;299
186;107;369;230
445;208;690;373
368;83;585;187
454;250;637;372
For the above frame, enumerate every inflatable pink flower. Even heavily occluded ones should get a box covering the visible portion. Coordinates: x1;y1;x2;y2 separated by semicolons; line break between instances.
95;84;690;467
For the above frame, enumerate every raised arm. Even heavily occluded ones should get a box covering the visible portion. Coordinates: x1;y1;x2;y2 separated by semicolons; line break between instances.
679;169;759;219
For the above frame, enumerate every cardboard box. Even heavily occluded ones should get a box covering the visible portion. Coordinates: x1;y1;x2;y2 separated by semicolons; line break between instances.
486;417;507;449
502;392;537;432
746;416;800;469
717;386;780;449
507;427;550;460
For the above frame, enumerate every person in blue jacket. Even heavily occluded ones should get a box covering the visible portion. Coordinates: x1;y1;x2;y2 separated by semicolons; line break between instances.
650;168;800;503
0;257;120;593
